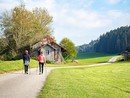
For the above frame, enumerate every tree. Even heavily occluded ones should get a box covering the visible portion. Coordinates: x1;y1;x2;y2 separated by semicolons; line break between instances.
0;38;7;52
60;38;77;59
0;4;53;58
77;25;130;54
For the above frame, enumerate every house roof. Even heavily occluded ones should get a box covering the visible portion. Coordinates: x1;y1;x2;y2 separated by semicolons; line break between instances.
32;35;67;52
41;44;56;50
50;42;67;52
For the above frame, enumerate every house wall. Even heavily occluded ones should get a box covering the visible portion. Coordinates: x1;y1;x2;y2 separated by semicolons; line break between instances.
51;43;64;62
31;42;65;63
41;45;54;61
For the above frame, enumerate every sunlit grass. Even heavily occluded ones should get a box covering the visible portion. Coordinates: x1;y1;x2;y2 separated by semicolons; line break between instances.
0;52;116;73
0;59;38;74
46;52;115;66
38;62;130;98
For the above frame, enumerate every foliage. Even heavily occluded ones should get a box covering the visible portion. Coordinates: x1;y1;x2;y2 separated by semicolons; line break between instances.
0;38;7;52
60;37;77;59
46;60;54;64
126;44;130;52
0;4;53;59
38;62;130;98
77;26;130;54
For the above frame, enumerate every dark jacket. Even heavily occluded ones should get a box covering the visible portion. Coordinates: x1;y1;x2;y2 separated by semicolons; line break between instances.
23;53;30;63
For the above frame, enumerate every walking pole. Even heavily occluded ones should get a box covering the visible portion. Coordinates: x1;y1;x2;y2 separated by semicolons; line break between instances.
44;63;46;75
28;65;29;74
37;62;39;75
28;65;31;75
36;64;38;75
22;64;24;74
22;65;23;74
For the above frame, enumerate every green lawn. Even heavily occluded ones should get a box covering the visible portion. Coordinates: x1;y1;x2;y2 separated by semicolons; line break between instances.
0;59;38;74
0;52;116;73
47;52;115;66
76;53;115;64
38;62;130;98
76;52;114;59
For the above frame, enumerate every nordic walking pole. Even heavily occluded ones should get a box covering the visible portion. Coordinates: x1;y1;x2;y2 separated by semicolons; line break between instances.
36;64;38;75
21;63;23;73
28;65;30;74
22;63;24;74
29;64;31;74
36;63;39;74
44;63;46;75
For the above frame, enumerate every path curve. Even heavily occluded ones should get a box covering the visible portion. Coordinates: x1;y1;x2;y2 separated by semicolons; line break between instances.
0;56;120;98
0;68;52;98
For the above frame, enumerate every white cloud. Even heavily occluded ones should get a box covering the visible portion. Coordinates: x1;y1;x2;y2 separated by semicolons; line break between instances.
0;0;130;45
107;0;122;4
53;7;111;30
22;0;56;13
107;10;123;17
0;0;19;12
106;10;130;29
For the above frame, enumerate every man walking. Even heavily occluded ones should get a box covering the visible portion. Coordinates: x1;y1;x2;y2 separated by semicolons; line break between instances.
23;50;30;74
38;51;46;74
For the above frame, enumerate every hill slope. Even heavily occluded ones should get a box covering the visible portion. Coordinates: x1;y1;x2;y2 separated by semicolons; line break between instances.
77;25;130;54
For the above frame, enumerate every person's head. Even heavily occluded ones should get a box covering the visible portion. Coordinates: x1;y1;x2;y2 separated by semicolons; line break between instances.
40;51;44;54
25;50;28;54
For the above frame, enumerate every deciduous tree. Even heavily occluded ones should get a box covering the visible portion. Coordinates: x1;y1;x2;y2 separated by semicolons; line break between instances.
60;38;77;59
0;4;52;58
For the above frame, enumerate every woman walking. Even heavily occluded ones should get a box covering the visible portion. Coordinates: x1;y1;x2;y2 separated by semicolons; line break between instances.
38;51;46;74
23;50;30;74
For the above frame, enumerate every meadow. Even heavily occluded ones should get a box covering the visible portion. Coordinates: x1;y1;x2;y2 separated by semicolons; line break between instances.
38;61;130;98
0;52;114;73
0;59;38;74
47;52;115;66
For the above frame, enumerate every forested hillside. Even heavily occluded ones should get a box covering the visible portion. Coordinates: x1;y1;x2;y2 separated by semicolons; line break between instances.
77;26;130;54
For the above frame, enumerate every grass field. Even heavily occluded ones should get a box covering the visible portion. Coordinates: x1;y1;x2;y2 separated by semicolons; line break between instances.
0;52;114;73
76;52;114;59
0;59;38;74
47;52;115;66
38;62;130;98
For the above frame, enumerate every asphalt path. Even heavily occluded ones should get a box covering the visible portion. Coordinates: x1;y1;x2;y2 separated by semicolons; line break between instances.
0;68;53;98
0;56;120;98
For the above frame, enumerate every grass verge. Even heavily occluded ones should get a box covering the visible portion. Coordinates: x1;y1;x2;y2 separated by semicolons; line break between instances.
0;59;38;74
38;61;130;98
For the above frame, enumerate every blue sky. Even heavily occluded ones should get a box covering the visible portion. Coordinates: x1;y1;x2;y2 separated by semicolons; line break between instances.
0;0;130;46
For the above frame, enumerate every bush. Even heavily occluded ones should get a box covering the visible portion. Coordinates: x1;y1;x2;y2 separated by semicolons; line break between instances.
46;60;54;64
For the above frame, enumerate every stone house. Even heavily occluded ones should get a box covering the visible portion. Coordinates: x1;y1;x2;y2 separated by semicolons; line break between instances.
121;51;130;61
31;36;66;63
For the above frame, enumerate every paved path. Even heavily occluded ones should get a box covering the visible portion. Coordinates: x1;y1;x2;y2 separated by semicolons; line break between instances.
0;68;53;98
0;56;120;98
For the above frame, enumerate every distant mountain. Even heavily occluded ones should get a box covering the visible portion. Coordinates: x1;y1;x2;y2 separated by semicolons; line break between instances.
77;25;130;54
77;40;97;53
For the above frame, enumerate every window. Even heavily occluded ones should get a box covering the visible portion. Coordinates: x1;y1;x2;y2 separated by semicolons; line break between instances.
46;50;49;55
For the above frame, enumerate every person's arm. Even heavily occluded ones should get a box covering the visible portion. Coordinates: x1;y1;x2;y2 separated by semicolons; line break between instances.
44;55;46;64
28;54;30;62
23;54;25;63
38;55;40;61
